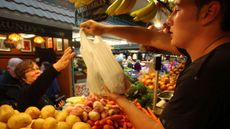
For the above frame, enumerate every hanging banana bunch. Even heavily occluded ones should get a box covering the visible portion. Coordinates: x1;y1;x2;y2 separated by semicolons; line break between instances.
106;0;137;16
130;1;158;23
67;0;95;8
81;0;95;6
68;0;75;3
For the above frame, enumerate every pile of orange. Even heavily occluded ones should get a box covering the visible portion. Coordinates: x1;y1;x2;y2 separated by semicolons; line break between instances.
139;62;185;91
159;62;185;91
139;72;155;90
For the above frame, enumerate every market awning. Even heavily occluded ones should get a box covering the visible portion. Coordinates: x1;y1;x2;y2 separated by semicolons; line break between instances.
0;0;75;30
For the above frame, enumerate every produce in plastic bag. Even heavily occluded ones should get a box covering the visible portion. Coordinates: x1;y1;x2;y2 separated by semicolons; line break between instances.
80;30;126;95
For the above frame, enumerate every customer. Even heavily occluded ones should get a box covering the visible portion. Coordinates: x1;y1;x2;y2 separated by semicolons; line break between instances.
0;58;23;85
80;0;230;129
133;60;141;72
12;47;75;111
0;58;23;107
40;61;61;104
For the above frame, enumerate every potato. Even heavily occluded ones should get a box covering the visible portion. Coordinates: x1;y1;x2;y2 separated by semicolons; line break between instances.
25;106;41;119
0;122;7;129
93;101;104;112
88;111;100;121
0;105;14;122
41;105;56;119
72;122;91;129
14;110;20;115
7;113;32;129
57;122;71;129
65;114;81;126
101;110;108;119
31;118;45;129
69;106;83;116
55;111;68;122
81;111;88;122
43;117;57;129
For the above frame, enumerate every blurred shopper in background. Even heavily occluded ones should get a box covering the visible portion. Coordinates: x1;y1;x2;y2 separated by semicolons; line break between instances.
0;58;23;85
134;60;142;72
0;58;23;107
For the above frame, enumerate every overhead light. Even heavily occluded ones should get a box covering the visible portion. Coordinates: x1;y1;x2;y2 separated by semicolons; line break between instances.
20;33;35;38
57;38;62;42
0;36;6;40
154;21;163;29
8;33;21;42
34;36;45;44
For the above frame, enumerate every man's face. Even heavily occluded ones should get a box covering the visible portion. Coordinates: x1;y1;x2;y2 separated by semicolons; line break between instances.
167;0;201;49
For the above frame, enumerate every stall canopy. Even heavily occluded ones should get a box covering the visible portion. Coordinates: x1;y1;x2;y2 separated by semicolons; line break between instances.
0;0;75;30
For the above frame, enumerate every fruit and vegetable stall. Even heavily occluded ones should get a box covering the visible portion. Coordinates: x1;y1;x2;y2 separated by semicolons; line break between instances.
0;95;160;129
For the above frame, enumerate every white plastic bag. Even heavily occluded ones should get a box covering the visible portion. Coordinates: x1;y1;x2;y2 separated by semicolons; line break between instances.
80;30;126;95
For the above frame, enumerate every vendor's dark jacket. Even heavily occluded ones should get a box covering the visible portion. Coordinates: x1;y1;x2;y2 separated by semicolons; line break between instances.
0;66;58;111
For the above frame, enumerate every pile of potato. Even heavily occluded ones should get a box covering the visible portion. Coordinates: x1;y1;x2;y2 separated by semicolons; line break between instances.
0;104;90;129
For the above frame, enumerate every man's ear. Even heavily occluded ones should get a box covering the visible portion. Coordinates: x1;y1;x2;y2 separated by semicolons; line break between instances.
198;1;221;25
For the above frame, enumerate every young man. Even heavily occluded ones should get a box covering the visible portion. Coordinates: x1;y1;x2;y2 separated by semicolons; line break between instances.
80;0;230;129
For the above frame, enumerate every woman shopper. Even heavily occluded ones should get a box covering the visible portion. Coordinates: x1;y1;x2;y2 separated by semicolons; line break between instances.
80;0;230;129
13;47;75;111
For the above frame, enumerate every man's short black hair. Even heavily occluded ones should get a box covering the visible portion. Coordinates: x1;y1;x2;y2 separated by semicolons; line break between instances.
194;0;230;31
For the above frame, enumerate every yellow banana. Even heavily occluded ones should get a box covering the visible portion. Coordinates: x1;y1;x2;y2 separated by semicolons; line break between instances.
133;16;140;21
139;7;157;23
81;0;94;5
74;0;81;8
68;0;75;4
115;0;136;15
130;1;156;18
106;0;123;16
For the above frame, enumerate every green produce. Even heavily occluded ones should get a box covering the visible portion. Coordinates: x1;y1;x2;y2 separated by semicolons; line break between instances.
125;81;154;108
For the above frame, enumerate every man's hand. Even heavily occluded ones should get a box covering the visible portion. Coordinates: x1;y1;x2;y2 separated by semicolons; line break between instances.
80;20;107;36
53;47;76;72
147;23;171;34
103;77;130;101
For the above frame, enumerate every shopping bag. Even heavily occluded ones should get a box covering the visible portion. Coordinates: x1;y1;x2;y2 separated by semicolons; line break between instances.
80;30;126;95
80;31;104;95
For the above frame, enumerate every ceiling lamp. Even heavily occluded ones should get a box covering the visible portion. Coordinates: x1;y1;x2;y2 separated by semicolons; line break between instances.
34;36;45;44
20;33;35;38
8;33;21;42
154;20;163;29
0;36;6;40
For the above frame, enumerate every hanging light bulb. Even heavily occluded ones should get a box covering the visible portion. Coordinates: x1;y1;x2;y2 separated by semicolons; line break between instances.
154;20;163;28
8;33;21;42
20;33;35;38
34;36;45;44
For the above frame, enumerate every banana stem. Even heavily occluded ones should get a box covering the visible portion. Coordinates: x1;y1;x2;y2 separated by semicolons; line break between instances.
157;0;172;13
147;0;154;2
